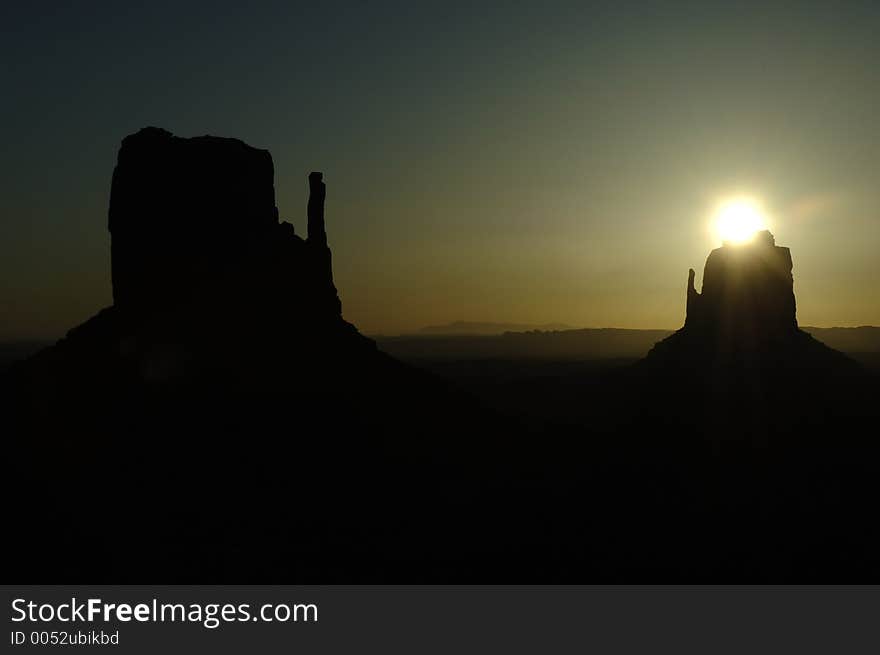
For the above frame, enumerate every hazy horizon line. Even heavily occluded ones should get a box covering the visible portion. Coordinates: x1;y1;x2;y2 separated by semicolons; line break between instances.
4;321;879;344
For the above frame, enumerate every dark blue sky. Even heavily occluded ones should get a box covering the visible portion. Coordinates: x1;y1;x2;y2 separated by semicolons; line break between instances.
3;1;879;337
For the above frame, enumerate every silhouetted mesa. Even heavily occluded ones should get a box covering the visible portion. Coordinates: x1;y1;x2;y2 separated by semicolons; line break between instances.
108;127;340;319
686;230;796;339
644;230;855;373
110;127;274;312
12;126;380;399
7;127;501;580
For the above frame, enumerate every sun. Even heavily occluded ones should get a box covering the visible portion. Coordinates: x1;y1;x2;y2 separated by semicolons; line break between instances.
715;198;767;245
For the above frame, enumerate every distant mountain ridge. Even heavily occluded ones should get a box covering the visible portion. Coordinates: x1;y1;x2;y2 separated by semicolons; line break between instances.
405;321;880;342
377;325;880;366
415;321;575;336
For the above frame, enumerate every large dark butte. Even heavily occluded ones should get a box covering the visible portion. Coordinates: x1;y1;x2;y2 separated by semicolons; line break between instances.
603;232;879;577
635;230;864;441
4;128;512;581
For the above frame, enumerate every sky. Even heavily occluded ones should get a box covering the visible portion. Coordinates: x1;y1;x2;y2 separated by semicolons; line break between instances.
2;1;879;339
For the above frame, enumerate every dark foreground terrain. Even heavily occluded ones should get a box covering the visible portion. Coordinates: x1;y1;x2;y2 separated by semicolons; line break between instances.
7;330;879;582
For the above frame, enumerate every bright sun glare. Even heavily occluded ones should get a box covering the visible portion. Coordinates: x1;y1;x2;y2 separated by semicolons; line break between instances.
715;199;767;244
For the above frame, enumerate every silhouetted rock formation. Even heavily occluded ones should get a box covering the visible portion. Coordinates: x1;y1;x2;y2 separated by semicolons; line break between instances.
108;127;341;322
633;229;863;453
5;128;506;581
644;230;854;373
305;171;342;316
109;127;274;312
685;230;796;339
